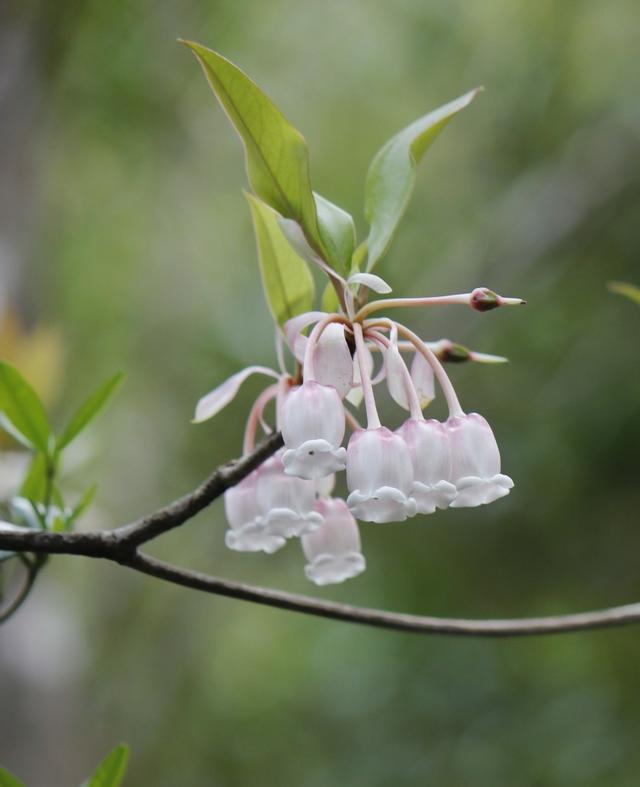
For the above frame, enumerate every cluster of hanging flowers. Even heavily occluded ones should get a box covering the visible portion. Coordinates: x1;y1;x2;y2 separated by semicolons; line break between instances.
195;276;525;587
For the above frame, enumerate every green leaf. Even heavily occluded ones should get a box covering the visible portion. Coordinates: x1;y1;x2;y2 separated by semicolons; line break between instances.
0;766;26;787
57;373;124;452
246;193;315;326
314;193;356;276
608;281;640;305
67;484;99;528
0;362;50;452
183;41;328;260
19;453;48;503
82;744;129;787
321;282;340;314
364;88;481;270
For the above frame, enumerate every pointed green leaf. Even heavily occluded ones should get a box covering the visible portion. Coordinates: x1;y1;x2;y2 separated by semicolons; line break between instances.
608;281;640;305
364;88;481;270
0;766;26;787
183;41;329;258
67;484;99;528
57;373;124;452
246;193;315;326
0;362;50;452
314;193;356;276
19;453;48;503
82;744;129;787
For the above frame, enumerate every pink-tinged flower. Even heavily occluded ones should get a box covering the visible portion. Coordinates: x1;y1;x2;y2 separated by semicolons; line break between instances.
224;472;285;554
397;418;457;514
301;498;366;586
446;413;514;507
346;427;417;523
281;381;346;480
256;454;324;538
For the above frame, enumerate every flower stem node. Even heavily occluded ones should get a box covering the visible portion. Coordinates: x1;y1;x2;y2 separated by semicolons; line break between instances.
302;498;366;586
346;427;417;523
224;473;285;554
397;418;457;514
281;381;347;480
446;413;514;507
256;454;324;538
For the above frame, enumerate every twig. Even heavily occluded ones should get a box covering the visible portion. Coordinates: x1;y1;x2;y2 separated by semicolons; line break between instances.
2;429;640;638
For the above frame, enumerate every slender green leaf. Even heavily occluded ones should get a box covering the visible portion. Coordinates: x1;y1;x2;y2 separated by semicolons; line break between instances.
183;41;329;259
67;484;99;527
364;88;481;270
246;193;315;326
19;453;48;503
0;362;50;452
57;373;124;451
0;766;26;787
314;193;356;276
608;281;640;305
82;744;129;787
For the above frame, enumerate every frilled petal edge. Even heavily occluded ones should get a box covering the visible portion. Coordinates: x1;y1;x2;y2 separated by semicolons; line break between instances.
347;486;417;524
304;552;366;586
263;508;324;538
411;480;457;514
225;520;286;554
282;441;347;480
449;474;514;508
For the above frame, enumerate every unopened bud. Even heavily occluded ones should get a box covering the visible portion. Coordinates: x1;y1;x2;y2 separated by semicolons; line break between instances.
470;288;526;312
440;342;471;363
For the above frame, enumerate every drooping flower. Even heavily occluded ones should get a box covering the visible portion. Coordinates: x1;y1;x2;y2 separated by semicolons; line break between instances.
397;418;457;514
446;412;514;507
281;381;346;479
224;472;285;554
301;497;366;586
255;453;324;538
346;427;417;523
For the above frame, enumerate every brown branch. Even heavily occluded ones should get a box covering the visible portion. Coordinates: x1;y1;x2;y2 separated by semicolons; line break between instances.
3;429;640;638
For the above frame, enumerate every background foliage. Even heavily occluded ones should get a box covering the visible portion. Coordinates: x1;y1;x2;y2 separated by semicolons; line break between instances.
1;0;639;784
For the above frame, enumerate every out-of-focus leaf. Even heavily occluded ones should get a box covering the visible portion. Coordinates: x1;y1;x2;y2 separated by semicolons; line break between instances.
0;765;26;787
57;373;124;451
9;497;43;530
81;743;129;787
0;362;50;452
246;193;315;327
314;193;356;276
67;484;98;528
19;452;48;502
183;42;328;259
321;283;340;314
364;88;481;270
608;281;640;305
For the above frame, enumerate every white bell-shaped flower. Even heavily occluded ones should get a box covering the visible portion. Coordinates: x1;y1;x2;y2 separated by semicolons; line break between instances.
224;472;286;554
281;381;347;480
346;427;417;523
301;498;366;586
256;454;324;538
397;418;457;514
446;413;514;507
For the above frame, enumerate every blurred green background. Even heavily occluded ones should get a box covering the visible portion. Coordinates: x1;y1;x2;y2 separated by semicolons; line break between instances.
1;0;640;784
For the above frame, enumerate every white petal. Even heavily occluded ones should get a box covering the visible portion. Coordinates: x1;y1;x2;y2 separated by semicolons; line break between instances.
411;480;457;514
281;382;345;453
313;323;353;397
263;508;324;538
225;521;285;554
346;427;414;498
282;442;347;480
304;553;366;585
193;366;278;423
347;272;392;294
347;487;417;524
284;311;327;362
385;343;412;411
347;345;375;407
410;352;435;409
